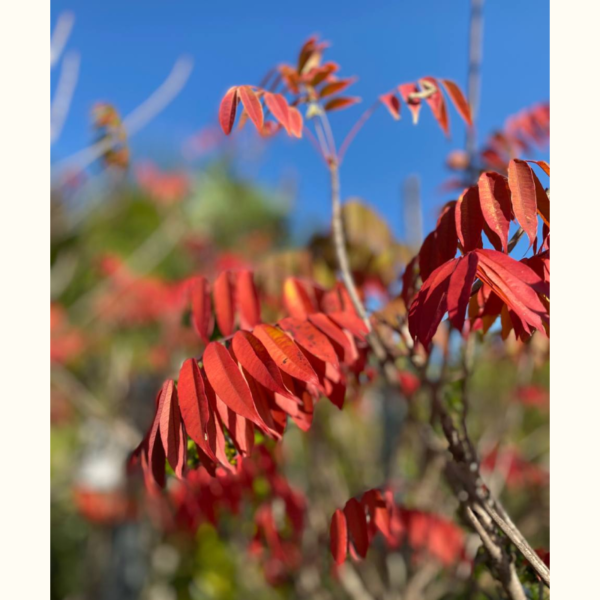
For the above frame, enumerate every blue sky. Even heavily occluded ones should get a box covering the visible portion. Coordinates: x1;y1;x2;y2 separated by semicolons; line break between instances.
51;0;549;241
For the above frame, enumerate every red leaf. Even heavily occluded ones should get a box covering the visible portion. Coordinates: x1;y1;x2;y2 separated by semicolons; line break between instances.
532;171;550;227
252;324;319;385
288;106;303;138
202;372;236;473
213;271;235;337
231;330;291;397
419;77;449;136
178;358;217;462
283;277;318;319
380;92;401;120
324;97;361;112
189;276;213;343
264;92;291;135
278;317;339;367
508;159;538;245
330;509;348;565
203;342;262;425
440;79;472;127
474;249;549;335
455;186;484;252
146;384;168;488
219;87;239;135
398;83;421;124
344;498;369;558
236;270;261;329
408;259;458;348
361;489;391;540
242;371;280;439
435;201;459;260
238;86;264;132
478;173;513;252
446;253;479;331
327;311;368;342
158;380;181;474
308;313;354;364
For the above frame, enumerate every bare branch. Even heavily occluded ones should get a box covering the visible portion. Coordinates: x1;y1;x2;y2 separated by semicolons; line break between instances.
53;56;194;177
50;11;75;68
51;50;80;145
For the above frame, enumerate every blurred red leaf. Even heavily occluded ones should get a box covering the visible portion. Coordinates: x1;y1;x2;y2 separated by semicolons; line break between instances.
219;87;239;135
324;97;361;112
330;509;348;565
238;86;264;132
440;79;472;127
213;271;235;337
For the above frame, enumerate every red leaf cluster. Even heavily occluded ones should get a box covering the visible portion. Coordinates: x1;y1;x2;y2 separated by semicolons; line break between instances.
330;489;465;568
381;77;472;136
130;273;370;489
136;162;190;205
167;444;305;586
408;160;550;348
219;85;302;138
51;303;86;365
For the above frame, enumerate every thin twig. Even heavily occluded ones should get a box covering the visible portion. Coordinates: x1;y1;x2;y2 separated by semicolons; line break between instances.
51;11;75;68
53;56;194;177
51;50;80;144
463;507;527;600
338;101;379;164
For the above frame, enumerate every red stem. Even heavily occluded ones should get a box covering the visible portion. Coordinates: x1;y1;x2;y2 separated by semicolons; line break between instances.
338;100;380;164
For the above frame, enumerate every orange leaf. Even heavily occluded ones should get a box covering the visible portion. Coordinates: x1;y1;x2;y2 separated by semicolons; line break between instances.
252;324;318;385
219;87;239;135
324;97;361;112
288;106;303;138
526;160;550;177
283;277;318;319
264;92;291;135
238;86;264;132
319;77;357;99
